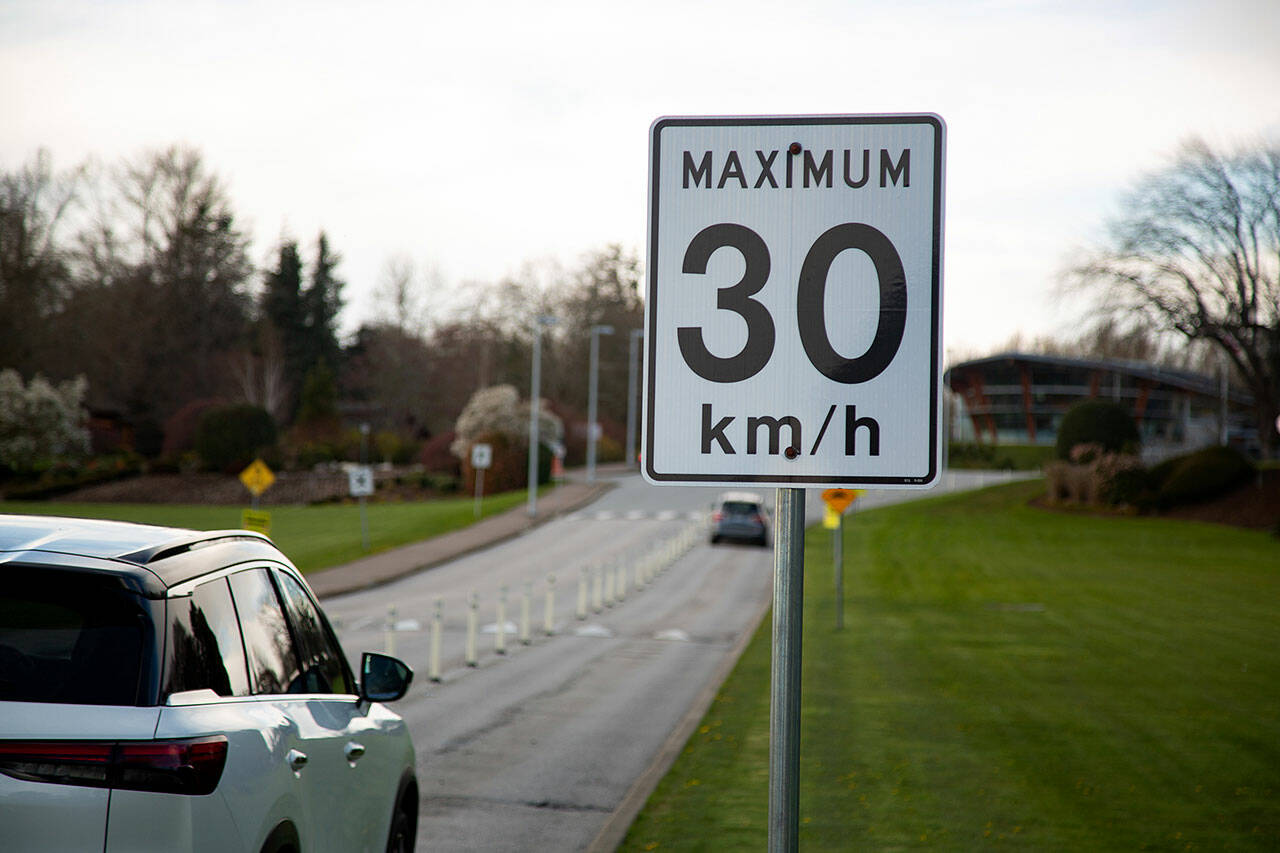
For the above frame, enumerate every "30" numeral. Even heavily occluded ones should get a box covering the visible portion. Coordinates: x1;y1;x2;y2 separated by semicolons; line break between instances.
677;222;906;384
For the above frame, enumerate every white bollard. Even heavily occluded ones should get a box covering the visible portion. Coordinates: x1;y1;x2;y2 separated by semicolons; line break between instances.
616;562;627;602
592;566;603;612
577;569;588;620
384;605;396;656
545;574;557;635
604;561;615;607
466;592;478;667
429;598;443;682
496;586;508;655
520;581;532;645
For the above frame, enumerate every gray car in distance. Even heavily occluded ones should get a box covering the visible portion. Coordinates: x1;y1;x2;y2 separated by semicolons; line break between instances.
708;491;770;546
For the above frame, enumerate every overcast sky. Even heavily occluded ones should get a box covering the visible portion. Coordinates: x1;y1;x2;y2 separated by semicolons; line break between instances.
3;0;1278;358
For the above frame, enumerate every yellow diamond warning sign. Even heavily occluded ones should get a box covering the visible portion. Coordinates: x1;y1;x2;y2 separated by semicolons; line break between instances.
238;458;276;497
821;488;864;515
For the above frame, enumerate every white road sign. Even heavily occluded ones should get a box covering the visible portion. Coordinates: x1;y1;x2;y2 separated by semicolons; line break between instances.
348;465;375;497
471;443;493;470
643;114;945;488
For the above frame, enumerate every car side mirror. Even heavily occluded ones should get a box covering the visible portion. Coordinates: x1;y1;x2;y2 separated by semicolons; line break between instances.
359;652;413;703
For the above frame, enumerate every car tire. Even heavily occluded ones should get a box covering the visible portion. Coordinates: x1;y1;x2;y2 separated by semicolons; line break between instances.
386;781;418;853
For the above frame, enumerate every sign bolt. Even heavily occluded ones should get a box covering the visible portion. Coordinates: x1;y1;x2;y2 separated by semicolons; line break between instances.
788;142;802;155
784;446;799;459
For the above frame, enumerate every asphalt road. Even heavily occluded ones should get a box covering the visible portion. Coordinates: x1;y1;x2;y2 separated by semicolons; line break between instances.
323;469;1026;851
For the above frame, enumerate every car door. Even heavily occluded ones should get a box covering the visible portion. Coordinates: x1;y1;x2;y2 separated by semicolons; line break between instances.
231;566;392;853
272;568;394;852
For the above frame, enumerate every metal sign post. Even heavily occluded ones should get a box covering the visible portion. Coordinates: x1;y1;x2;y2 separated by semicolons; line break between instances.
833;512;844;632
769;487;805;852
821;489;860;630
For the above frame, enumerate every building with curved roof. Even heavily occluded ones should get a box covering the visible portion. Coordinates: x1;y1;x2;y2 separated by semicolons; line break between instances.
945;352;1256;458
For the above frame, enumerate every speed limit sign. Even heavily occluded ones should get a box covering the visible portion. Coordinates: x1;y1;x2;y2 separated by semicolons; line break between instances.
643;114;945;488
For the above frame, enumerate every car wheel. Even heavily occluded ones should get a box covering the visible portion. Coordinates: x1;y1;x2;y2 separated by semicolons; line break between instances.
386;785;417;853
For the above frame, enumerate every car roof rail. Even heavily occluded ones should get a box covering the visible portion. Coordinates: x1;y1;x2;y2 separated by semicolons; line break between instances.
119;529;276;566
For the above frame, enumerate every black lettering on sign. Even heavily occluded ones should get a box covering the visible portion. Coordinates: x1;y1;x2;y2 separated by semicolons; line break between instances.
747;415;801;456
718;151;747;189
880;149;910;187
679;149;910;191
843;149;870;188
796;223;907;384
845;406;881;456
677;224;775;383
684;151;712;188
701;404;735;454
754;150;779;188
803;149;832;188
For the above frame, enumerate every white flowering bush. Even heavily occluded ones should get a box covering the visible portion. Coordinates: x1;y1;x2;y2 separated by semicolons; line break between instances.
450;384;563;459
0;370;90;471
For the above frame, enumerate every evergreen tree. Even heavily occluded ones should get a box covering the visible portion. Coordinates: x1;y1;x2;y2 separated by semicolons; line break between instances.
260;240;308;417
303;232;344;377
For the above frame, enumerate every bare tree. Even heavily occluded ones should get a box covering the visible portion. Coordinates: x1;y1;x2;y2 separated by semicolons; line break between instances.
1072;138;1280;454
227;326;290;422
0;149;83;374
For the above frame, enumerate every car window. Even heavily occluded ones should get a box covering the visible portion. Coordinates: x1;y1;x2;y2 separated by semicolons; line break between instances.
0;568;150;706
723;501;761;515
163;577;250;698
228;568;302;695
275;571;352;695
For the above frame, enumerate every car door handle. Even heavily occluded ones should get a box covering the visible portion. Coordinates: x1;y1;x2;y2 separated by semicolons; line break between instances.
287;749;308;772
344;742;366;763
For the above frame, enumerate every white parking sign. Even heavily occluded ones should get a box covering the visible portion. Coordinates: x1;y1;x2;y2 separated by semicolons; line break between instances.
643;114;945;488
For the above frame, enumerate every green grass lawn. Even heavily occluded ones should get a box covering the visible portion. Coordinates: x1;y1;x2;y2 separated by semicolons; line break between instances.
0;490;532;573
622;481;1280;851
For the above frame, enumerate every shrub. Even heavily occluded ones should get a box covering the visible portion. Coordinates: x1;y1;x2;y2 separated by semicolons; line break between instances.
0;452;144;500
1055;400;1140;460
195;404;278;473
162;398;224;460
419;432;460;476
1155;446;1255;509
0;370;89;472
596;435;624;464
1045;449;1145;507
1093;453;1147;506
374;431;418;465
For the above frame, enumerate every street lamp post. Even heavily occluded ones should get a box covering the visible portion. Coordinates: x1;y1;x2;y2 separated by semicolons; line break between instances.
358;423;370;552
587;324;614;483
527;316;557;518
625;328;644;470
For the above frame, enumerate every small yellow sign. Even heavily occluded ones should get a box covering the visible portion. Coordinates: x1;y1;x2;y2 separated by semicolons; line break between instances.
241;509;272;536
823;506;841;529
239;458;276;496
821;488;865;514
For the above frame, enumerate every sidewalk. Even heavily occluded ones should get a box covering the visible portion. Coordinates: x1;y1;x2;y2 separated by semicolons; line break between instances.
308;479;616;599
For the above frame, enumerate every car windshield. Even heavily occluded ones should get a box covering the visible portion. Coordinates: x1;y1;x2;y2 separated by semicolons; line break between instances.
722;501;760;516
0;568;151;705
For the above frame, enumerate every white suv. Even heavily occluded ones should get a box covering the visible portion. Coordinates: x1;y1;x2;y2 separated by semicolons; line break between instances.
0;515;417;852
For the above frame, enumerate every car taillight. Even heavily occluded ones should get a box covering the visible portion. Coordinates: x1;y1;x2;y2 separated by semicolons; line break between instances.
0;736;227;796
712;511;724;522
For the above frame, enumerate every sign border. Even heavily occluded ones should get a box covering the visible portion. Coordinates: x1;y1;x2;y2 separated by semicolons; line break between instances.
643;113;945;487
